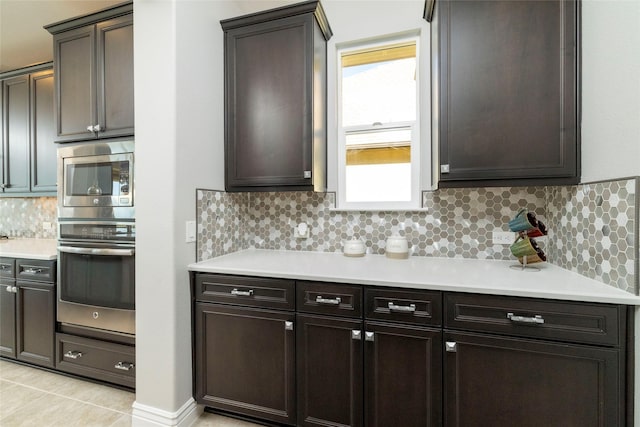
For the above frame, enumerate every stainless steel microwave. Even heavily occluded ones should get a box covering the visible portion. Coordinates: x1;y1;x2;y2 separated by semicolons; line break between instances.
57;140;134;220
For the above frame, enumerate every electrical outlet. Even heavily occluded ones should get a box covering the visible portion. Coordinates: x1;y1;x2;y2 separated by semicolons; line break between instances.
492;231;515;245
185;220;196;243
296;222;310;239
42;222;52;231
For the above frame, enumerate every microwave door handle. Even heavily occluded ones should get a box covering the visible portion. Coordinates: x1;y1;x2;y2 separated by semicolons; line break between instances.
58;246;135;256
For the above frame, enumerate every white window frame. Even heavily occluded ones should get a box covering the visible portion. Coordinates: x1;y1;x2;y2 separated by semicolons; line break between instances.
336;35;422;211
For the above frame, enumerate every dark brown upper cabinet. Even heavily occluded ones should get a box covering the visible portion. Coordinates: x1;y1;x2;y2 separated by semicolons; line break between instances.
45;1;134;143
434;0;580;187
221;1;332;192
1;63;57;196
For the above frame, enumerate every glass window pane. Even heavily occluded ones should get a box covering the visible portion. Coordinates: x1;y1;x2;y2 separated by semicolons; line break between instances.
342;56;416;127
346;163;411;202
345;127;411;203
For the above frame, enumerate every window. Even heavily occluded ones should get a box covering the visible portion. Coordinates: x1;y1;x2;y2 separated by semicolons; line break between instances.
338;37;421;210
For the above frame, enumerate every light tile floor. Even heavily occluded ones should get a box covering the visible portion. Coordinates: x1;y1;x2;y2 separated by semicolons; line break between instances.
0;360;262;427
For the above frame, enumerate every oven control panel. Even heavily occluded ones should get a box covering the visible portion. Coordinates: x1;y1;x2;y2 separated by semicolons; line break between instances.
59;222;135;242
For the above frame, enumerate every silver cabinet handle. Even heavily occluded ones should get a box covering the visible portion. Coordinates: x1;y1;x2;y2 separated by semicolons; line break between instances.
58;246;135;256
64;350;83;359
388;302;416;313
22;268;43;274
0;264;7;270
365;331;375;342
446;341;457;352
93;124;102;132
114;361;134;371
315;295;341;305
507;312;545;324
11;286;17;293
351;330;361;340
231;288;253;297
87;125;94;132
285;321;294;331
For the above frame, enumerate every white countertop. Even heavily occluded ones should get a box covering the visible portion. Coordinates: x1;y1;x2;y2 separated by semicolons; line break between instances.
189;249;640;305
0;238;58;260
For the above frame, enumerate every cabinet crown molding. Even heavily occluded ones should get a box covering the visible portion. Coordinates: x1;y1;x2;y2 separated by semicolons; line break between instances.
44;1;133;35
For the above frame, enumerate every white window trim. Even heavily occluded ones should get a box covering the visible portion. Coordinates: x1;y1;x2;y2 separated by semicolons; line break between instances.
336;35;422;211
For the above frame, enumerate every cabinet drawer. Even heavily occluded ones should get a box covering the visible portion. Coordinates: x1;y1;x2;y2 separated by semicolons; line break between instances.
16;259;56;283
56;333;135;388
195;274;295;310
297;281;362;318
444;293;622;347
0;258;15;278
365;287;442;327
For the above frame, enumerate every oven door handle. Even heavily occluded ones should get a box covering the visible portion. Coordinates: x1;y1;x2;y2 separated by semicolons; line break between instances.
58;246;135;256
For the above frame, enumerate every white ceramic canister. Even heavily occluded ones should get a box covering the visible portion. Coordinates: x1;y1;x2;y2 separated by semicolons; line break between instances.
385;235;409;259
343;238;366;257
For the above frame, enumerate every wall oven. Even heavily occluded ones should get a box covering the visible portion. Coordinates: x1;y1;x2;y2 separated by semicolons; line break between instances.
57;139;134;220
57;221;135;335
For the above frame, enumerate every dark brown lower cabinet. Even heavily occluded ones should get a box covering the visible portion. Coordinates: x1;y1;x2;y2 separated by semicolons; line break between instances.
55;333;135;388
0;279;56;368
296;314;363;427
364;322;442;427
444;331;622;426
195;303;296;425
0;279;17;358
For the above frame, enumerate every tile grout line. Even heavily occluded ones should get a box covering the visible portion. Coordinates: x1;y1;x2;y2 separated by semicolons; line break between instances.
0;378;134;417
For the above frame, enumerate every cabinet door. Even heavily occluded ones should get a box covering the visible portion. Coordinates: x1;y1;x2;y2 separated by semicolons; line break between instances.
444;331;622;426
16;281;56;368
225;15;314;191
2;75;30;193
297;314;363;427
0;280;17;358
96;15;134;139
364;322;442;427
195;303;296;425
54;25;96;142
437;0;578;186
30;69;56;192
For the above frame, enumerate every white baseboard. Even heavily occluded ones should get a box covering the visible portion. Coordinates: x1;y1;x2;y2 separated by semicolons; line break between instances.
131;398;201;427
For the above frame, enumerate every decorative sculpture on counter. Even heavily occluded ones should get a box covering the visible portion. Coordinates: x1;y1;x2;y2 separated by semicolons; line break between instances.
508;208;548;270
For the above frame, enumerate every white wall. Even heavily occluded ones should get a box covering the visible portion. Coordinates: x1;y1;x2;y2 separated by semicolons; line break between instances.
581;0;640;182
132;0;241;425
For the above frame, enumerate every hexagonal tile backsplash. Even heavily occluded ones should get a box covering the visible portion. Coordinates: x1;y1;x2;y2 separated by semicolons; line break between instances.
547;178;637;294
197;178;638;295
0;197;57;239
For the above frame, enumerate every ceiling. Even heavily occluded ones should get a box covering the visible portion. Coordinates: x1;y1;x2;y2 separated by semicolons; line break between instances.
0;0;124;73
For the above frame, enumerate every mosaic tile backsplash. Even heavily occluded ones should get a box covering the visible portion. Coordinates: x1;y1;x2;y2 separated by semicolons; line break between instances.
547;178;638;294
197;178;638;295
0;197;57;239
197;187;548;260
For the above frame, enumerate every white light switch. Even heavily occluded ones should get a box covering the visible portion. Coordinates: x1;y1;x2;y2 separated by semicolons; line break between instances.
185;220;196;243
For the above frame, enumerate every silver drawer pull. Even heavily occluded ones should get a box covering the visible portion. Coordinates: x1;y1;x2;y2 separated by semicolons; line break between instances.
114;361;134;371
315;295;341;305
64;350;83;359
351;330;361;340
22;268;43;274
507;312;545;324
231;288;253;297
388;302;416;313
365;331;375;342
